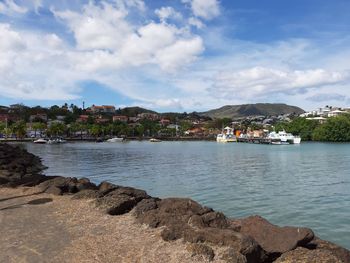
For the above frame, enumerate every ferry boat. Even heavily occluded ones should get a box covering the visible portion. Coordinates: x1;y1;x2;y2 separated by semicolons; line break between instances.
216;127;236;143
267;130;301;144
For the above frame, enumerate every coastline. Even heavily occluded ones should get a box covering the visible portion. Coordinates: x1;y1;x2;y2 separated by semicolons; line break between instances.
0;143;349;263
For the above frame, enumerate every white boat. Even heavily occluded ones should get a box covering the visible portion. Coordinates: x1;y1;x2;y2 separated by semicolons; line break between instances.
106;137;124;142
33;138;48;144
267;130;301;144
216;127;236;143
48;138;67;144
149;138;162;142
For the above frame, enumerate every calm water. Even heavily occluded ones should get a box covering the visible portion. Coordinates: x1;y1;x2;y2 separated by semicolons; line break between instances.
21;141;350;249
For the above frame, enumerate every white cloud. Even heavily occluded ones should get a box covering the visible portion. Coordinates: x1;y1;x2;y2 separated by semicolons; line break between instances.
155;6;182;22
0;0;27;15
188;17;205;29
182;0;220;20
211;67;349;99
54;2;204;73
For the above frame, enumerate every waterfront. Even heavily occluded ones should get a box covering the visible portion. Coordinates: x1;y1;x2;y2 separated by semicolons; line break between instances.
22;141;350;249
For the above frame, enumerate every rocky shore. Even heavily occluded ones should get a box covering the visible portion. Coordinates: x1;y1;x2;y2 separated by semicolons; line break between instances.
0;143;349;263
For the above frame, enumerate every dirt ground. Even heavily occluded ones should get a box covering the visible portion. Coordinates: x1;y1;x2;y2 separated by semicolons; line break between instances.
0;187;228;263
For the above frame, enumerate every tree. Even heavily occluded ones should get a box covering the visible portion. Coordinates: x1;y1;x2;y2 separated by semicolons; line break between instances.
32;122;46;137
312;115;350;142
89;124;101;138
135;124;145;137
11;121;27;139
48;122;66;137
275;118;319;141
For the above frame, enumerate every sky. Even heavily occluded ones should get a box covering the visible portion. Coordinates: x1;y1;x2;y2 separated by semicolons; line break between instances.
0;0;350;112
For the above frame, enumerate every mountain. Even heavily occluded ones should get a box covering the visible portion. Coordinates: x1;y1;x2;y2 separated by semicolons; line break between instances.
200;103;305;119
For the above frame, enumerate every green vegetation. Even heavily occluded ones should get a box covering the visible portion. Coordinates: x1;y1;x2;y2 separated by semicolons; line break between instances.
276;115;350;142
275;118;320;141
312;115;350;142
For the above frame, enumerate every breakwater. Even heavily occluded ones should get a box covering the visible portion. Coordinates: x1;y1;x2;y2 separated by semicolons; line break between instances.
0;143;349;262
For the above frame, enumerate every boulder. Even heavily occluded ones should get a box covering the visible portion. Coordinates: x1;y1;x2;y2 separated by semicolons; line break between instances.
135;198;266;263
274;247;342;263
221;248;247;263
98;181;118;194
0;144;47;186
233;215;314;258
95;186;150;215
76;178;97;191
38;176;79;194
305;237;350;263
72;189;102;200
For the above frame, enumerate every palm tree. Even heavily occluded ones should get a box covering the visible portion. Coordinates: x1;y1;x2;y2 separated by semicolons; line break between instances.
11;121;27;139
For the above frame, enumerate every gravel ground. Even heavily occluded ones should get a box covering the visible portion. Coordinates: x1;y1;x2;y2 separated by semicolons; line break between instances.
0;187;227;263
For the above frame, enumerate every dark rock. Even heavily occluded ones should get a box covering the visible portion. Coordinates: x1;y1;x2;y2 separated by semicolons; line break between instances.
72;189;102;200
0;177;9;185
135;198;265;263
305;237;350;263
0;144;47;187
98;181;117;194
45;185;63;195
38;176;79;194
95;193;138;215
108;187;149;201
274;247;342;263
134;198;159;217
221;248;247;263
186;243;215;261
76;178;97;191
234;215;314;257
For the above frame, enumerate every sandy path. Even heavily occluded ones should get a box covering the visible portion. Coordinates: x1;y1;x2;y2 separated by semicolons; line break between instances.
0;187;226;263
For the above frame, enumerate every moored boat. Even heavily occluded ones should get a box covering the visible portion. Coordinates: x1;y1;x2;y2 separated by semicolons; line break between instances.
149;138;162;142
216;127;236;143
33;138;48;144
267;130;301;144
107;137;124;142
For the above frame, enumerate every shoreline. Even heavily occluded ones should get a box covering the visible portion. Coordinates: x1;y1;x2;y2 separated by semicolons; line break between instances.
1;143;349;262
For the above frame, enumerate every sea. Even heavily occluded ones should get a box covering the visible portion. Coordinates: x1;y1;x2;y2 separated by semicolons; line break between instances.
21;141;350;249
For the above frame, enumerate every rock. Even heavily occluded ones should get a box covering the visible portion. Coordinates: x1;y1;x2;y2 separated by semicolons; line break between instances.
95;193;138;215
134;198;159;217
136;198;213;228
98;181;117;194
274;247;342;263
305;237;350;263
45;185;63;195
0;177;9;185
0;144;47;187
234;215;314;258
76;178;97;191
221;248;247;263
135;198;265;263
94;186;150;215
186;243;215;261
38;176;79;194
72;189;102;200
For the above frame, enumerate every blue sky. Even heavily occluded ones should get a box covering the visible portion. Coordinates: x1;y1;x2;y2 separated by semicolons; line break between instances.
0;0;350;112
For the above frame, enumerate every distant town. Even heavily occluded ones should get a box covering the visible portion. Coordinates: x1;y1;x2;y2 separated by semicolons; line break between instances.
0;103;349;141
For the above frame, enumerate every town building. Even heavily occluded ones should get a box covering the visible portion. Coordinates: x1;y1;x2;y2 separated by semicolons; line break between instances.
113;115;128;123
90;105;116;114
137;113;159;121
29;113;48;123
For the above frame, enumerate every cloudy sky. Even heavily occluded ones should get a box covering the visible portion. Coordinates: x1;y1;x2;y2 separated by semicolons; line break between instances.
0;0;350;111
